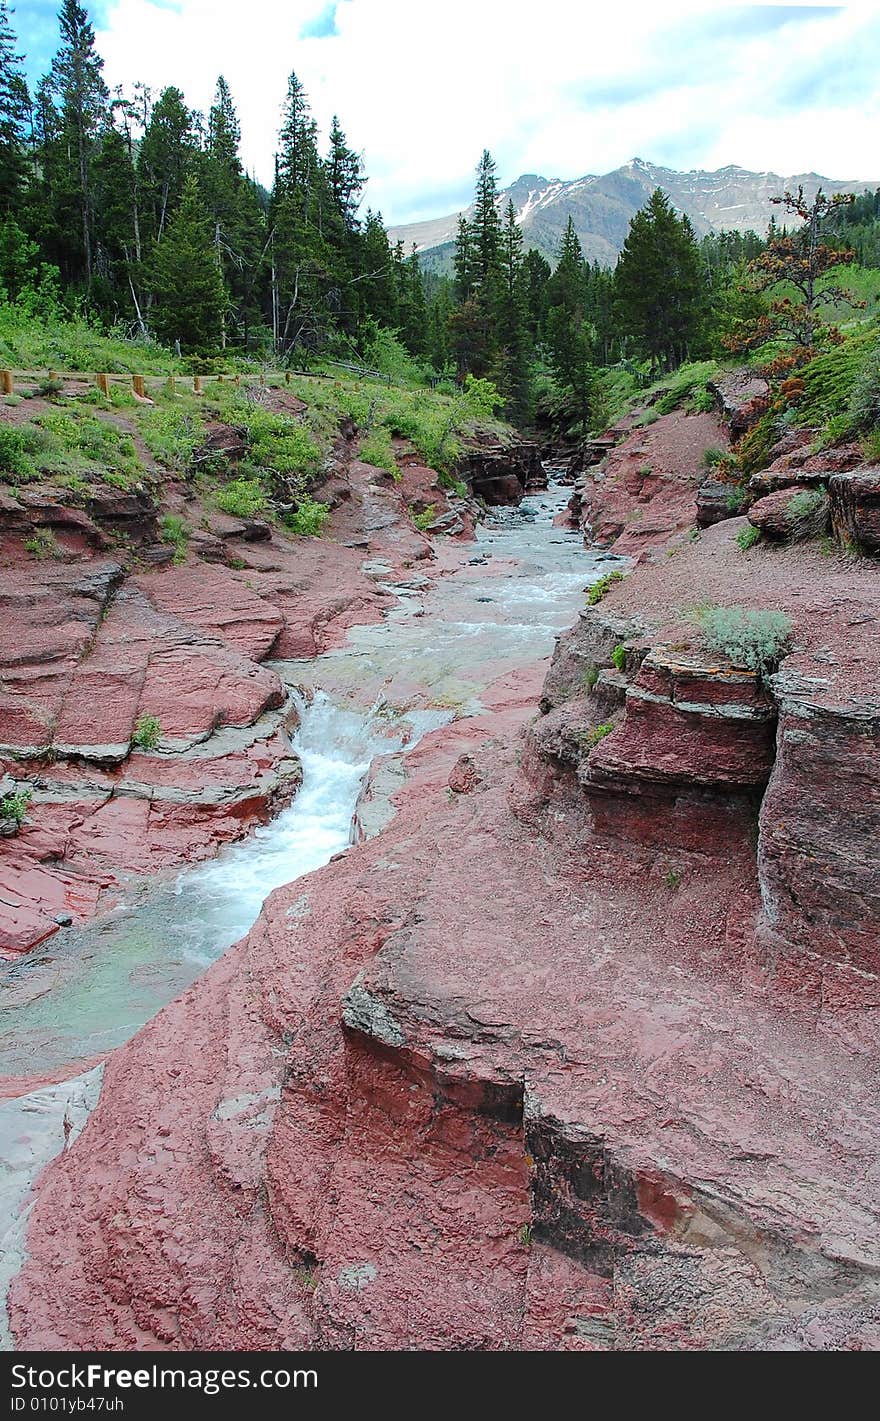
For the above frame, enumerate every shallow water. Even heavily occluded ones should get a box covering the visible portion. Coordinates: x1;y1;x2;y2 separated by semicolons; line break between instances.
0;478;622;1339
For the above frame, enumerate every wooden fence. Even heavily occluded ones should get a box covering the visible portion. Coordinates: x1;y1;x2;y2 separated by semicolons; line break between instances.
0;360;393;399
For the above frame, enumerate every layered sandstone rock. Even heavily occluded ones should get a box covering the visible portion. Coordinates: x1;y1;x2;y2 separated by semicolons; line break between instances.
747;486;830;541
829;467;880;550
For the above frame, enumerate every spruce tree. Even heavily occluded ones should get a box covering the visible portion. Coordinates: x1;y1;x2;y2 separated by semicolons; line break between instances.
544;217;595;427
325;114;363;232
50;0;108;288
496;200;531;423
201;76;266;349
453;214;475;303
150;172;226;353
0;0;28;213
472;149;501;283
614;189;706;371
138;86;197;246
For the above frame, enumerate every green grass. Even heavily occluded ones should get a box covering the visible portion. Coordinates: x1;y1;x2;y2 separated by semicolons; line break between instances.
23;527;60;558
412;503;437;531
587;570;625;605
0;303;185;376
159;513;189;562
359;426;399;478
138;402;205;472
736;524;761;551
611;643;627;672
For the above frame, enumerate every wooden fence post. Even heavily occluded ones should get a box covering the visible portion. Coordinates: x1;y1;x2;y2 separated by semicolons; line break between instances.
259;372;266;387
132;375;145;398
96;373;110;396
234;374;241;387
285;371;291;385
217;374;224;384
0;370;13;395
193;376;202;394
167;376;175;394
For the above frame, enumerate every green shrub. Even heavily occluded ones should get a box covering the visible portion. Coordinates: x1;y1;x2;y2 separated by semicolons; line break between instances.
860;429;880;462
359;426;399;478
0;788;31;827
461;374;503;417
611;643;627;672
139;406;205;471
583;662;600;690
284;497;330;537
412;503;437;532
701;445;726;470
587;569;625;605
24;527;60;559
0;424;39;481
695;604;792;676
787;487;827;521
132;713;162;750
848;339;880;431
690;387;716;414
159;513;189;562
736;524;761;551
246;408;321;479
215;477;268;518
725;486;746;512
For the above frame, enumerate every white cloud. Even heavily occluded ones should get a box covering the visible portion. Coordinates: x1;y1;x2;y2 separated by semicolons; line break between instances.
94;0;880;224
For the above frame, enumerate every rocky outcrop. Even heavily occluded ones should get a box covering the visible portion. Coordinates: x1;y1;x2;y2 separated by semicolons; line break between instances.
457;440;543;505
696;478;738;527
574;410;729;556
757;664;880;993
748;486;830;541
708;371;769;433
828;468;880;550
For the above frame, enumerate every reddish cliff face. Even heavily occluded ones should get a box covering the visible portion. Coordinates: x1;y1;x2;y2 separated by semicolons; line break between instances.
10;493;880;1351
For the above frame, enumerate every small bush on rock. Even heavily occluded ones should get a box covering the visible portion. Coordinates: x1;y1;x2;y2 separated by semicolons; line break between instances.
284;497;330;537
736;525;761;551
695;605;792;676
132;713;162;750
0;787;31;828
215;477;267;518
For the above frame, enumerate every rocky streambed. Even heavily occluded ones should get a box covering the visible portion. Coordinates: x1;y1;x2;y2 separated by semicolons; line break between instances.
1;476;618;1346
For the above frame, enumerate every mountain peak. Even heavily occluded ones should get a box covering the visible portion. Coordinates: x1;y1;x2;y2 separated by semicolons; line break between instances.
388;160;879;268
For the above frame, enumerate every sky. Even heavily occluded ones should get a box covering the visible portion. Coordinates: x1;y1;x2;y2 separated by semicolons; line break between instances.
12;0;880;226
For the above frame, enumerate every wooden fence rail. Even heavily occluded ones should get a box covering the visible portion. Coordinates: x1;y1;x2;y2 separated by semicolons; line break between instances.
0;365;369;399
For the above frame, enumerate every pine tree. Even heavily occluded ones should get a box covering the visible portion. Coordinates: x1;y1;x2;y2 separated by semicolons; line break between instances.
201;76;265;349
453;214;475;304
325;114;363;232
50;0;108;288
0;0;28;213
150;172;226;352
496;200;531;423
398;244;427;357
523;247;550;339
472;149;501;283
358;209;397;328
270;72;335;355
614;189;706;371
544;218;595;426
138;86;197;247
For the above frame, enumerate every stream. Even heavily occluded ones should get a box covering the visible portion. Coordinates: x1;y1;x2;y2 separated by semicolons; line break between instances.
0;476;623;1344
